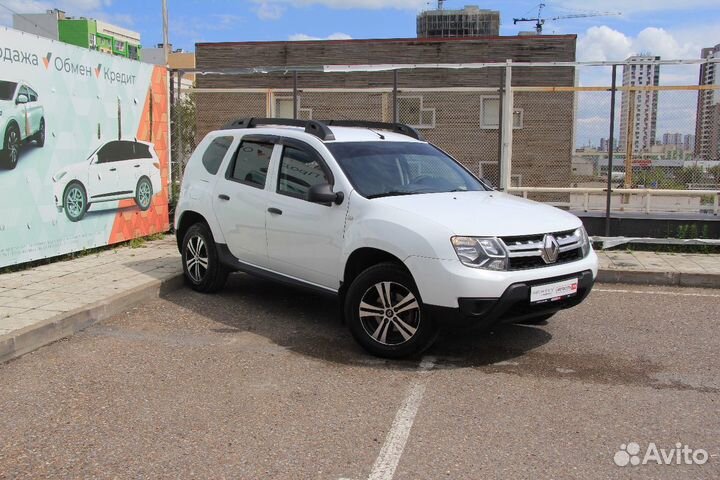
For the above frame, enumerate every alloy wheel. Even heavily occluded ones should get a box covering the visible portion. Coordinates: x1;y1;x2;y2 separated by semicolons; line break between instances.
138;180;152;208
66;186;85;219
185;235;209;283
359;281;421;346
8;129;19;166
38;120;45;144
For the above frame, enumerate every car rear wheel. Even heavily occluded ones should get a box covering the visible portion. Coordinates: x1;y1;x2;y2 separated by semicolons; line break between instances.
135;177;153;211
35;118;45;147
182;223;229;293
345;262;438;358
2;124;20;170
63;181;88;222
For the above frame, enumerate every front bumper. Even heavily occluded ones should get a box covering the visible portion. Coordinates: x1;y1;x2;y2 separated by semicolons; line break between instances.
425;269;595;330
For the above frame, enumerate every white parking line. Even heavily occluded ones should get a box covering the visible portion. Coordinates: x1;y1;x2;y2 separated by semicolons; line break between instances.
366;357;436;480
594;288;720;298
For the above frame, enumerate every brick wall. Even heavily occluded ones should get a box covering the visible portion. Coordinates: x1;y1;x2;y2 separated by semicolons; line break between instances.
191;36;577;187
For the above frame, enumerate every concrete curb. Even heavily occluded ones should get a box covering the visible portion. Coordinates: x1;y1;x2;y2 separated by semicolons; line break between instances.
597;269;720;288
0;274;184;364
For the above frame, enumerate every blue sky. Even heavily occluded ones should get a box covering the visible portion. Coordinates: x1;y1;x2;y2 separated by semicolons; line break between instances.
1;0;718;55
2;0;718;144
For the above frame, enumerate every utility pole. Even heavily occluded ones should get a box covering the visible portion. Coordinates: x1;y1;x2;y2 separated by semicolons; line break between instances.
162;0;169;64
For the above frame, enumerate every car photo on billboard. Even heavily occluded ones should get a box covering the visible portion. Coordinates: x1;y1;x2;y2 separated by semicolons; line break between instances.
53;139;162;222
0;80;45;169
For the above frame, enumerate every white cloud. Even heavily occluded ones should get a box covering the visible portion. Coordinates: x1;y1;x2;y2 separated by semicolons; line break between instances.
252;0;425;19
289;32;352;41
255;1;285;20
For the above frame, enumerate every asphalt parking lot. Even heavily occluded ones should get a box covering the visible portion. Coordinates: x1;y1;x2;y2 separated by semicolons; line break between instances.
0;274;718;479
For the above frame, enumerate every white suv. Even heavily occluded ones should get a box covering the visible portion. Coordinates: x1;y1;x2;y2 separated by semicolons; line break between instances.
175;119;598;358
53;139;161;222
0;80;45;169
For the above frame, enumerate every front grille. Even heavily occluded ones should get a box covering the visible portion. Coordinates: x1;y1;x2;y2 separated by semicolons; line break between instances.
508;247;583;270
501;229;584;271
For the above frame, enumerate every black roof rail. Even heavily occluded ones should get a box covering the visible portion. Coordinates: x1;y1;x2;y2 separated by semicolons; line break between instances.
221;118;425;142
324;120;425;141
222;118;336;141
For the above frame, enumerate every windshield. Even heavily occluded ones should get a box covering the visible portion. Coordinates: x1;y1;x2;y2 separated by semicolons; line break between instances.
326;141;487;199
0;81;17;101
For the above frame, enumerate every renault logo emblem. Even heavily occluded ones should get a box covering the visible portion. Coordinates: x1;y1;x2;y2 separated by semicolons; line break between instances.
541;234;560;264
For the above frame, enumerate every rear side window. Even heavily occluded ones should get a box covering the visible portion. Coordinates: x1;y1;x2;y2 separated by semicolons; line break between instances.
229;141;273;188
135;143;152;159
202;136;233;175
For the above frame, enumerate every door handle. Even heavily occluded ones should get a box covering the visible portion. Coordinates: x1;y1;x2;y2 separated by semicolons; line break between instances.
218;194;230;201
109;168;117;171
267;207;283;215
134;164;141;168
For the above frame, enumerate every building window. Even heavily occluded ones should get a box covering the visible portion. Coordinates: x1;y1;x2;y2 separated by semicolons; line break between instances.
114;39;125;52
274;97;312;120
89;34;97;48
397;96;435;129
480;96;523;129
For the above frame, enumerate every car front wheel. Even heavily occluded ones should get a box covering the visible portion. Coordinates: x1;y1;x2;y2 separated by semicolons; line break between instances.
63;181;88;222
182;223;229;293
345;262;438;358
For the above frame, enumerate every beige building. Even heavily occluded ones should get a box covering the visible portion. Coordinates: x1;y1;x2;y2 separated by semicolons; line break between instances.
194;35;577;188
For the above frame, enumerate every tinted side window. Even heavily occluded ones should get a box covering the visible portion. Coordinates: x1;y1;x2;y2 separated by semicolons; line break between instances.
133;143;152;159
202;136;233;175
229;141;273;188
277;146;329;198
28;88;38;102
97;142;121;163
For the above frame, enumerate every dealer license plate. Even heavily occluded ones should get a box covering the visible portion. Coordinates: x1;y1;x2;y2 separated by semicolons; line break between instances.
530;278;579;304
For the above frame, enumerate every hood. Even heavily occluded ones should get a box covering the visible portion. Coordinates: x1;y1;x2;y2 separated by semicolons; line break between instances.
373;191;581;237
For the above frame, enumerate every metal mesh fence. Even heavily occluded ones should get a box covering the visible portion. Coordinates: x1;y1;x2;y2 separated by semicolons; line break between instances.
169;61;720;218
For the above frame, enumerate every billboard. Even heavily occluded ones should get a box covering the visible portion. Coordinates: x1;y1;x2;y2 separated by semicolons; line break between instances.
0;27;169;268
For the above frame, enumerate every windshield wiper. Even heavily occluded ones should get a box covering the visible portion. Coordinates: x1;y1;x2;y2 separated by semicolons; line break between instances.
366;191;418;199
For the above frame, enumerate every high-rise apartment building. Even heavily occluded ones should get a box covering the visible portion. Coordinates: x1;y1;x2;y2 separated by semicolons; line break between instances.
417;5;500;38
619;55;660;153
695;44;720;161
662;133;683;146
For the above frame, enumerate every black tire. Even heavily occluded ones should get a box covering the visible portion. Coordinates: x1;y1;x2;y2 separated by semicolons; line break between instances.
2;123;20;170
35;118;45;147
135;176;153;211
62;181;88;222
345;262;437;358
182;223;229;293
518;312;556;325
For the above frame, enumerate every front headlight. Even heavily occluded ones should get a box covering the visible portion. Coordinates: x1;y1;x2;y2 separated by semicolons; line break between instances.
451;236;508;271
575;226;591;257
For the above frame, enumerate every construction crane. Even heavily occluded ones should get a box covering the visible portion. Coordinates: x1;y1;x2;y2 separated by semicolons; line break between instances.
513;3;621;34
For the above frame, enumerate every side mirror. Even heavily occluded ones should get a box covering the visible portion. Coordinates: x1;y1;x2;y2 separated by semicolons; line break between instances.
308;183;344;205
16;94;28;104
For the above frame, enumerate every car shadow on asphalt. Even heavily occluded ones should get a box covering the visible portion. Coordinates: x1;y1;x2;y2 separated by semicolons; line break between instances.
164;272;553;370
